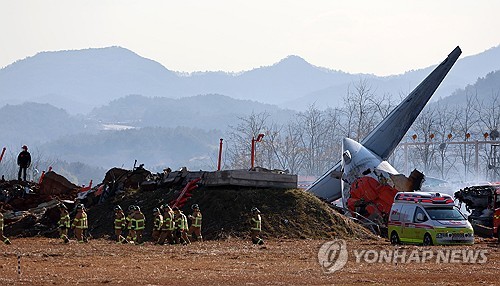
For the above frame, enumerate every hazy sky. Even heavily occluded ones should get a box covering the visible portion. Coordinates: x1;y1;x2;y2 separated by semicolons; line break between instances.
1;0;499;76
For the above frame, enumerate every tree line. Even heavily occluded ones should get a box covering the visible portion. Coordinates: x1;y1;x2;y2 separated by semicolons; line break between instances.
224;80;500;183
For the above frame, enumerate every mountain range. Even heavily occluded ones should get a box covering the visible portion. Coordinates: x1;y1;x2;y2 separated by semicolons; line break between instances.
2;45;500;114
1;45;500;183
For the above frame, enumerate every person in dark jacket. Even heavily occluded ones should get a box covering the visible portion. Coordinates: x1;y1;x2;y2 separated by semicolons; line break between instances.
17;145;31;181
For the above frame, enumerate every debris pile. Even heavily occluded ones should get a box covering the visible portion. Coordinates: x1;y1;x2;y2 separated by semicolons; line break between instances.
3;166;375;241
1;171;79;236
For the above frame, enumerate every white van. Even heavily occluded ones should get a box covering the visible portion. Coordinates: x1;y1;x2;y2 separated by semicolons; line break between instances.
388;192;474;245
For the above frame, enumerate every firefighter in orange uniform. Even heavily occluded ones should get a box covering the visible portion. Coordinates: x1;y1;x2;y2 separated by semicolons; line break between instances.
0;207;11;245
71;204;88;243
125;205;136;243
173;207;190;245
58;204;70;243
131;206;145;245
250;207;264;245
158;205;175;245
114;205;127;244
152;207;163;243
188;204;203;242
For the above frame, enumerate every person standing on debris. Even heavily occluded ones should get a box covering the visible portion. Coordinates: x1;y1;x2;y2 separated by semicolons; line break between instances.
131;206;145;245
250;207;264;245
152;207;163;243
17;145;31;181
0;206;12;245
158;205;175;245
125;205;136;243
114;205;127;244
173;207;190;245
58;204;70;243
188;204;203;242
71;204;88;243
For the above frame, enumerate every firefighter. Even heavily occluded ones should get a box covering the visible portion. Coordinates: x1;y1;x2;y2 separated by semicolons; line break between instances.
158;205;175;245
250;207;264;245
0;206;11;245
71;204;88;243
114;205;127;244
152;207;163;243
173;207;190;245
125;205;136;243
17;145;31;181
57;204;70;243
131;206;145;245
188;204;203;242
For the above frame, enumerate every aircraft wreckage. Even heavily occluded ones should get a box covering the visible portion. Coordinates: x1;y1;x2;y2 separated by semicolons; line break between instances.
307;46;462;225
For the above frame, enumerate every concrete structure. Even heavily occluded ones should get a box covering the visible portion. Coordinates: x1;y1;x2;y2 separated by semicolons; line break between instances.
202;169;297;189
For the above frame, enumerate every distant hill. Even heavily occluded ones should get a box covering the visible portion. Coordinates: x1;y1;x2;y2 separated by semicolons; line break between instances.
0;102;91;146
2;45;500;114
433;70;500;107
0;47;179;114
40;127;224;171
284;46;500;110
89;94;296;130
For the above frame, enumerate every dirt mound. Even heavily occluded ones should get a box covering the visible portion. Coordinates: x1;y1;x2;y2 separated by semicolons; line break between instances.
2;168;374;241
88;185;375;241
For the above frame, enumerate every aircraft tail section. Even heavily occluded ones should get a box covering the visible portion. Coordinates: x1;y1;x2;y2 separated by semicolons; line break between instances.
362;46;461;159
307;46;462;202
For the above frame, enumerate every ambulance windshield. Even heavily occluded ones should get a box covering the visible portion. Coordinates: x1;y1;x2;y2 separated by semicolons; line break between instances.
424;207;465;221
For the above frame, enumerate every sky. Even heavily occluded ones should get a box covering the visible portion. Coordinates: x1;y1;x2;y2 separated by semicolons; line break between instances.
1;0;499;76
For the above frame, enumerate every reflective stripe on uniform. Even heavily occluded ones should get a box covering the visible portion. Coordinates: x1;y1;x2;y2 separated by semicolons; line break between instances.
161;212;175;231
58;214;70;228
126;216;133;230
176;214;188;230
115;216;125;229
154;215;163;230
73;213;88;229
193;213;202;228
132;217;145;230
251;215;261;231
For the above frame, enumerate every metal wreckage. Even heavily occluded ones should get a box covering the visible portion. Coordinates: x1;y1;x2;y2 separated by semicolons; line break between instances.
0;166;202;238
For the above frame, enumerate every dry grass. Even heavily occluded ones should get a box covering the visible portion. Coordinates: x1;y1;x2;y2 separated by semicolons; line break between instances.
0;237;498;285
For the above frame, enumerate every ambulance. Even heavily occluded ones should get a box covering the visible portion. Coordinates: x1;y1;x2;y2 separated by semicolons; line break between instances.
388;192;474;245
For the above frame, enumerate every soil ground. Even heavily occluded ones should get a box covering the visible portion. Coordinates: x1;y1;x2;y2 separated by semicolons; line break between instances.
0;237;498;285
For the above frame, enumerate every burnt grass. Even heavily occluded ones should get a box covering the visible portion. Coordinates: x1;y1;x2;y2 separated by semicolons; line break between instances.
87;185;375;241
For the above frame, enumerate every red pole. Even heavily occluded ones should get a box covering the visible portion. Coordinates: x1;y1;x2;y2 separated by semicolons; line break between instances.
217;138;223;171
0;147;6;163
88;180;93;188
251;137;255;169
38;171;46;184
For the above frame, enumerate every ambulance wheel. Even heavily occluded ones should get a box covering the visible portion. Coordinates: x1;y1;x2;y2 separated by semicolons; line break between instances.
390;231;400;245
423;233;433;246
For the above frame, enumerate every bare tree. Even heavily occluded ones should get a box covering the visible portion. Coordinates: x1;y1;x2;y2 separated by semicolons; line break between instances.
410;107;438;174
432;104;458;180
453;91;480;181
342;79;379;141
262;121;306;174
298;104;328;176
226;111;270;169
474;89;500;179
